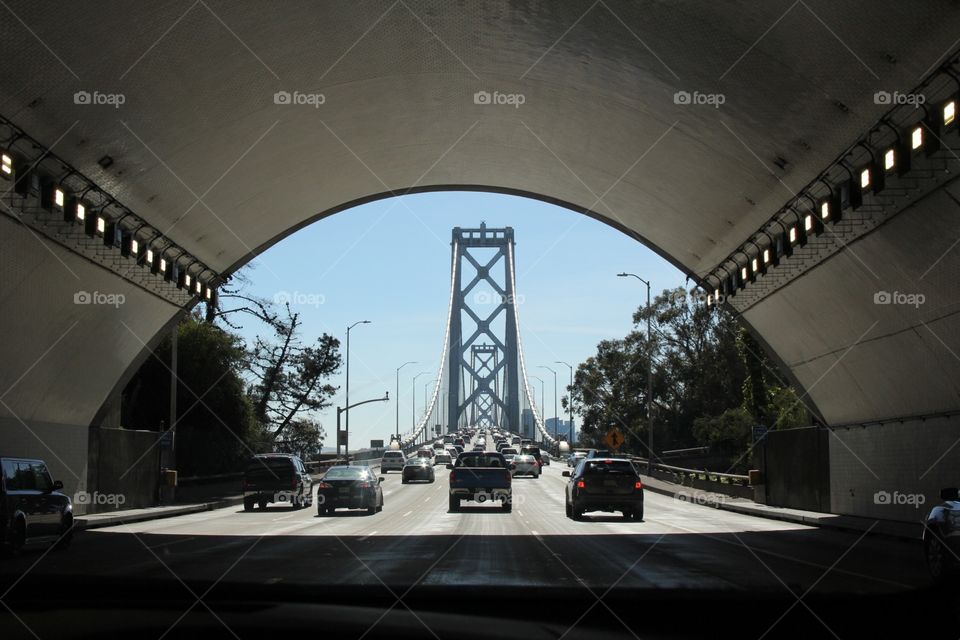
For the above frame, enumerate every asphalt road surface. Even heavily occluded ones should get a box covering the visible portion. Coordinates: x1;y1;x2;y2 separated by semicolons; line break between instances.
0;445;949;638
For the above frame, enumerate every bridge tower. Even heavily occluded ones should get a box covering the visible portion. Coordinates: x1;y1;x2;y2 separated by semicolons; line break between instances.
446;223;520;432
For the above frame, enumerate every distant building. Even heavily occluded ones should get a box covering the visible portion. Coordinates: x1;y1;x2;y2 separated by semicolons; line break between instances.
546;417;576;442
521;409;534;438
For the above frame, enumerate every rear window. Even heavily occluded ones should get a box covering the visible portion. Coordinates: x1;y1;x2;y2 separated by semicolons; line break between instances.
383;452;404;459
514;455;535;462
245;457;293;475
458;454;506;468
582;460;636;475
2;459;51;491
324;467;368;480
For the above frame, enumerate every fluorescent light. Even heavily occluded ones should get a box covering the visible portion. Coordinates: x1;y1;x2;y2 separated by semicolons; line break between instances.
789;227;797;244
820;201;830;220
763;248;771;264
146;249;154;264
804;214;813;232
1;153;11;177
54;187;65;208
96;217;105;234
204;286;212;300
195;280;202;294
751;257;759;273
911;126;923;150
131;239;139;254
945;100;956;126
740;266;748;281
860;168;871;189
159;258;166;272
185;274;191;288
884;149;895;170
75;202;85;220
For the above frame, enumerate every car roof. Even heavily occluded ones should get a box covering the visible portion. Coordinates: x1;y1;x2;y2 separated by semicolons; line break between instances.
0;456;46;463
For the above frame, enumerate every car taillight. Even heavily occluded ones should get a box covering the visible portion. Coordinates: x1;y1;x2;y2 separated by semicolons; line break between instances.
576;480;585;489
449;471;456;482
359;482;371;488
292;476;298;489
635;480;643;490
317;482;332;489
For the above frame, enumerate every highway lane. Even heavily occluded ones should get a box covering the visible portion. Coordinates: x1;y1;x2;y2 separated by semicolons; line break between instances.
0;459;932;595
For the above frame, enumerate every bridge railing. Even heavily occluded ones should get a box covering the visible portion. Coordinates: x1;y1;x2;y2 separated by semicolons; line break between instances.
628;457;755;499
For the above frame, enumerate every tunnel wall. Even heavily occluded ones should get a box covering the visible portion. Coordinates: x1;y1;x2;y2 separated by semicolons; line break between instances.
86;427;160;514
763;426;830;512
829;415;960;524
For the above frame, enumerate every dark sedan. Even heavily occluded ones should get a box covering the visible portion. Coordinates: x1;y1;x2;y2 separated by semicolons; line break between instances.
1;456;73;554
316;466;384;515
923;486;960;582
402;458;435;484
564;458;644;521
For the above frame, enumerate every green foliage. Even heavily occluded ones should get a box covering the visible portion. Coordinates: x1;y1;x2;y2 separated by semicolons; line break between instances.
121;316;261;475
568;286;807;464
274;418;325;460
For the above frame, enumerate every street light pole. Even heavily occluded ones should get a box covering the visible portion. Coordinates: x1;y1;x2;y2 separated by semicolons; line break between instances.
538;365;558;440
412;370;429;437
344;320;371;459
555;361;574;444
618;272;653;469
424;379;436;439
395;361;416;444
530;375;546;429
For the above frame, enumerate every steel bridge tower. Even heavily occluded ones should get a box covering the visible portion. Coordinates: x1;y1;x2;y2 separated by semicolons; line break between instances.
446;223;520;432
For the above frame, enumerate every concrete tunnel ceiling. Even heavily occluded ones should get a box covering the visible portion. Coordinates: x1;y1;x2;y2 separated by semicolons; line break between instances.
2;1;960;432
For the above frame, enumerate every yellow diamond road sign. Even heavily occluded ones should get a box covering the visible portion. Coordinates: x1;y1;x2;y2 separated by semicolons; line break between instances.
604;428;624;450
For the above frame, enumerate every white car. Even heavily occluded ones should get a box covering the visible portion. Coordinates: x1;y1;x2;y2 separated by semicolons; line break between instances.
381;450;406;473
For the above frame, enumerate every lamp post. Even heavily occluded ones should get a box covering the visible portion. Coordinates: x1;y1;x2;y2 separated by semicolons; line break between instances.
555;361;574;444
538;365;558;440
530;375;546;436
424;379;436;440
412;370;429;436
336;392;389;463
618;272;654;470
344;320;371;459
395;361;416;444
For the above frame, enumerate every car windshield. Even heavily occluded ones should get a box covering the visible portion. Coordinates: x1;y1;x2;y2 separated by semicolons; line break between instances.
582;460;636;475
457;454;504;468
323;467;368;480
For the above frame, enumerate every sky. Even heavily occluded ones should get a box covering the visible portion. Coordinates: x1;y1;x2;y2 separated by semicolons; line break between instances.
230;190;686;449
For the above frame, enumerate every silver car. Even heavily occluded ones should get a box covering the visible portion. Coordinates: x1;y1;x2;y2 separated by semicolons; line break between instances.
510;454;540;478
380;451;406;473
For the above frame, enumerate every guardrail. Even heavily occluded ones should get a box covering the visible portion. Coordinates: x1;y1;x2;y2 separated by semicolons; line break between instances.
630;457;754;499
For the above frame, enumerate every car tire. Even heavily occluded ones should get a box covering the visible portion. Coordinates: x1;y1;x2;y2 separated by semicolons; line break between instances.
449;495;460;512
401;477;408;484
258;499;267;510
243;497;255;512
4;519;25;556
565;501;573;518
926;532;953;582
501;499;512;513
634;508;644;521
572;507;584;521
367;504;377;515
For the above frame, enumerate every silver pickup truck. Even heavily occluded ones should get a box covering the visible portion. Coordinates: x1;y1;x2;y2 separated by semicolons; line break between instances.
447;451;513;512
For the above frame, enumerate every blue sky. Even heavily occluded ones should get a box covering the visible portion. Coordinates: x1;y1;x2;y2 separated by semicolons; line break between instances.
231;190;685;448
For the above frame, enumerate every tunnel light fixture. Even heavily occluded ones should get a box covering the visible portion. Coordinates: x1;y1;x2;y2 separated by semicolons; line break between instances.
204;285;212;300
859;167;871;189
944;100;956;127
911;125;923;150
884;148;895;171
96;216;105;235
195;279;203;295
0;152;11;178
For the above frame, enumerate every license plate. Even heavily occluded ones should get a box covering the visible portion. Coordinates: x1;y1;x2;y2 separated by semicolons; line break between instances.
603;479;616;487
339;487;350;495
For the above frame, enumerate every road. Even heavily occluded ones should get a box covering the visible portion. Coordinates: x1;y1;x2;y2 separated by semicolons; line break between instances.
0;445;946;638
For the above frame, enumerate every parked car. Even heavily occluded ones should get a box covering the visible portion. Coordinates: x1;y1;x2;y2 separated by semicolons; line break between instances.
923;486;960;582
316;465;384;515
510;454;540;478
402;458;436;484
242;453;313;511
1;457;73;554
564;458;644;521
447;451;513;512
381;450;406;473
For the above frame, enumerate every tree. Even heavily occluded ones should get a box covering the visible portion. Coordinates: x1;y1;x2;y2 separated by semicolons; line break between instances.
121;314;265;475
245;305;341;440
274;418;325;460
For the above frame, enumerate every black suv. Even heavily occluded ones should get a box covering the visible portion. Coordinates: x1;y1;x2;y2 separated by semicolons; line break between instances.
563;458;644;521
242;453;313;511
1;456;73;553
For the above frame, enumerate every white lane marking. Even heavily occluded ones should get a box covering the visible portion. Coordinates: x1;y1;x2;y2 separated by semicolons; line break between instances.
403;510;412;517
517;511;523;516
